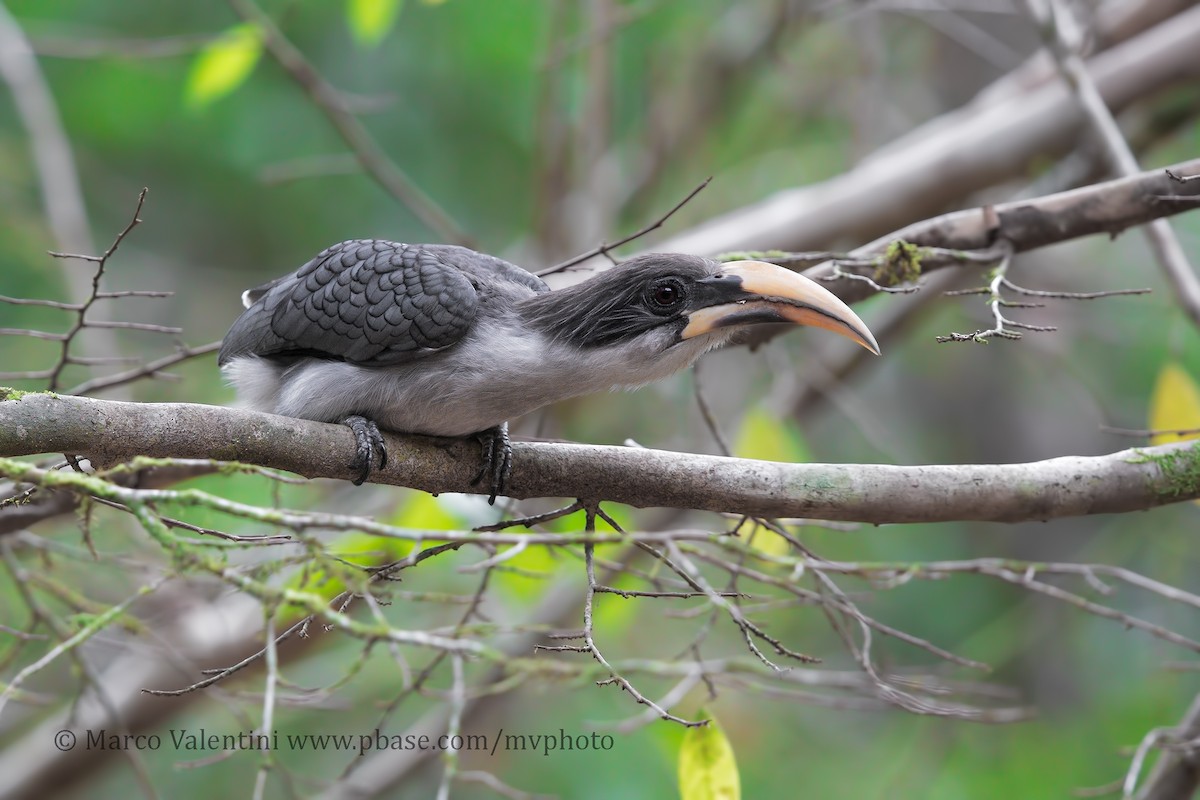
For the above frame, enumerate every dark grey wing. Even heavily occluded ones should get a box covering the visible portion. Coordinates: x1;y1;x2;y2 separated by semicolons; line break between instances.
240;275;287;308
219;240;504;366
418;245;548;294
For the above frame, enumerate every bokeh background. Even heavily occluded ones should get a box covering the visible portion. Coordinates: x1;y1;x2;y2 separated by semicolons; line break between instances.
2;0;1200;797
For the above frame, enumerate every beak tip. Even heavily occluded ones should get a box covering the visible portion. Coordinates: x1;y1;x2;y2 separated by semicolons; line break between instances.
690;260;884;355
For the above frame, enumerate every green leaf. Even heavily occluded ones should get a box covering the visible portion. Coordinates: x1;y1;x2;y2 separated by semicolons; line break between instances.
678;709;740;800
347;0;404;48
185;24;262;108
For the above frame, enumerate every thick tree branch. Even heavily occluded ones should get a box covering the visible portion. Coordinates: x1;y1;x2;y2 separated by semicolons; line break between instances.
2;393;1197;524
808;158;1200;305
650;6;1200;257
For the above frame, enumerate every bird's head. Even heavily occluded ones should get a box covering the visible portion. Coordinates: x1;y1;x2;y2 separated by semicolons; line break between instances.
522;254;879;376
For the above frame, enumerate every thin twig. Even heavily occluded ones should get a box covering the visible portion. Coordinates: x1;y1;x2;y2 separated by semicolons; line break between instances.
252;616;279;800
45;188;148;391
457;771;555;800
225;0;469;245
570;508;706;726
1166;169;1200;185
692;358;732;456
538;177;711;276
434;655;466;800
1022;0;1200;328
66;340;221;396
1101;425;1200;439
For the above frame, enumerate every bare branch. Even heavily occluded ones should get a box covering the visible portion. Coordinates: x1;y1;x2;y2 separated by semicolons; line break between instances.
538;177;712;276
37;188;150;392
933;242;1148;343
650;8;1200;258
66;341;221;396
822;262;922;294
1102;425;1200;439
812;158;1200;307
1131;692;1200;799
1022;0;1200;327
83;321;182;334
0;329;67;341
1166;168;1200;185
457;770;555;800
252;616;279;800
563;511;704;727
0;295;82;310
1001;281;1152;300
224;0;469;245
3;394;1199;524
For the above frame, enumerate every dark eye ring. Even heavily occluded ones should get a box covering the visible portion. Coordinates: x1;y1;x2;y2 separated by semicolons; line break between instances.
648;279;685;310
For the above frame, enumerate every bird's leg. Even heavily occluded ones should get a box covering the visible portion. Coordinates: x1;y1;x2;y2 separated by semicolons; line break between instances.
471;422;512;505
341;415;388;486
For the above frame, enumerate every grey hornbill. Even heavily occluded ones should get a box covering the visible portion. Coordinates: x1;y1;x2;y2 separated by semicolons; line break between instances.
218;240;880;501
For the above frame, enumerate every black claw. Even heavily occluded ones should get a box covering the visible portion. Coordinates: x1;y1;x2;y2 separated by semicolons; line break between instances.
342;415;387;486
471;423;512;505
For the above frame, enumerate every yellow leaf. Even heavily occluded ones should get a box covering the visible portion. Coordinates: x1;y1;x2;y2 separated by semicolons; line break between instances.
733;406;809;464
732;408;808;555
185;24;262;108
347;0;404;48
385;490;463;530
735;520;787;557
678;709;741;800
1149;362;1200;446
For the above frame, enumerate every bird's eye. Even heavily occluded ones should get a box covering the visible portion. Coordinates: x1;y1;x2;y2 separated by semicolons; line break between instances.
647;279;686;311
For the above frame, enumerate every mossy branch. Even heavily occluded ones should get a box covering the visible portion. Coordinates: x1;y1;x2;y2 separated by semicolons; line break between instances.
3;392;1199;525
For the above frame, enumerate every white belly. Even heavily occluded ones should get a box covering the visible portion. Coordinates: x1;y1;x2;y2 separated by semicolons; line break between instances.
222;321;728;437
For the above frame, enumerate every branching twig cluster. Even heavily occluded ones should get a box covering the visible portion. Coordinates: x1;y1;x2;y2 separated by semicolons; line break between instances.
0;189;220;397
1022;0;1200;330
935;240;1150;343
4;455;1198;741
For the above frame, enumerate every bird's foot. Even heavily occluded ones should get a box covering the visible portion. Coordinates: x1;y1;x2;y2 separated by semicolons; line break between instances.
342;415;388;485
471;423;512;505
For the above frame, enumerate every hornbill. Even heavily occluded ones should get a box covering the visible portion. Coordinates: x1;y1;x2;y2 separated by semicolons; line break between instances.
218;240;879;501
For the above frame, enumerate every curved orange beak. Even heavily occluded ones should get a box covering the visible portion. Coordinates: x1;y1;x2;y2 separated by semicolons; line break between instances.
681;260;880;354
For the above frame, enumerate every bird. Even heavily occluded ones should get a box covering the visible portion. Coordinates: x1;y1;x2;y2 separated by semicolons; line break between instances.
218;239;880;501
